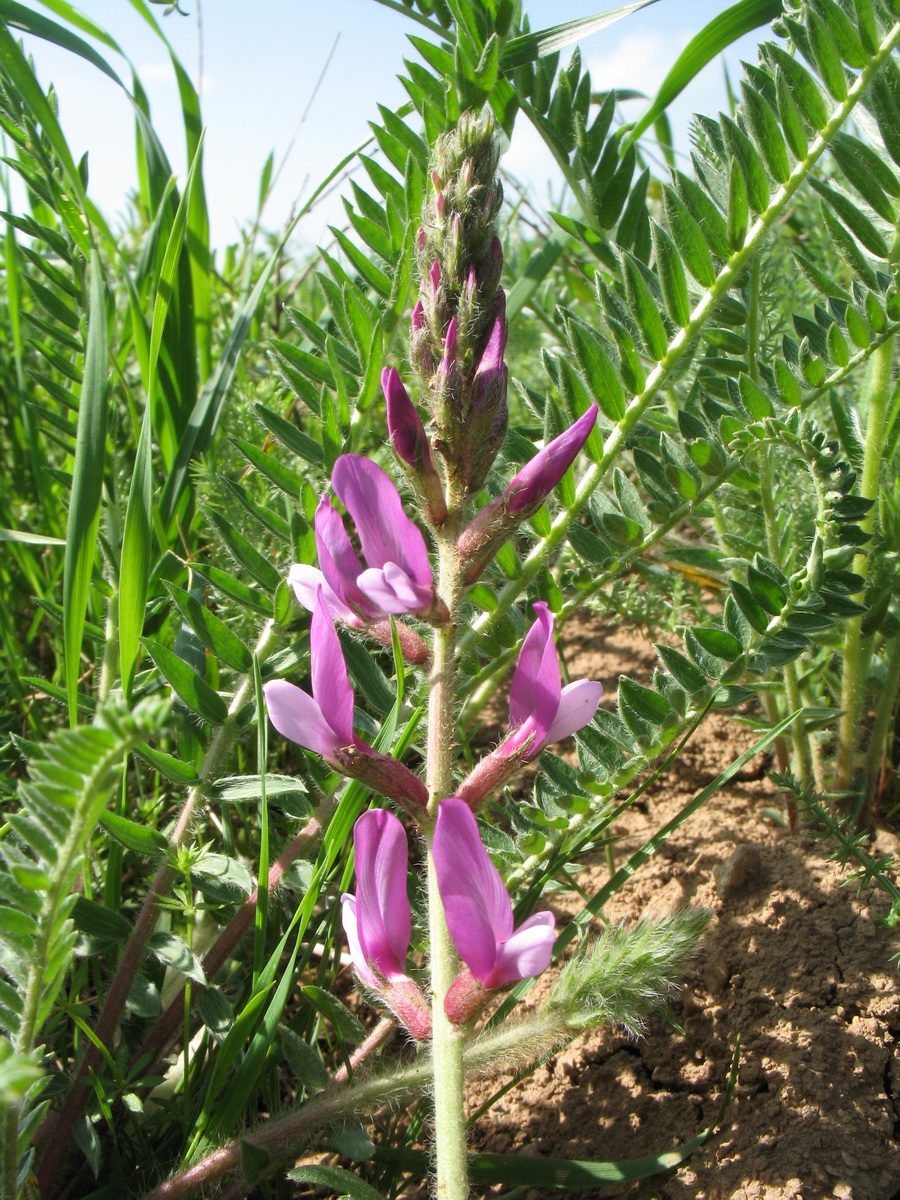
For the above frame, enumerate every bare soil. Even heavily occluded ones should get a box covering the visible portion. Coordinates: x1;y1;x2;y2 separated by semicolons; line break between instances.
464;623;900;1200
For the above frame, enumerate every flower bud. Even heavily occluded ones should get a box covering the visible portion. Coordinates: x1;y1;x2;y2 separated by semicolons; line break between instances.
458;405;598;581
382;368;448;525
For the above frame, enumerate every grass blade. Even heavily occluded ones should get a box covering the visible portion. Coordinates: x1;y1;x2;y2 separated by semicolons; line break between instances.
62;249;108;725
625;0;783;147
502;1;659;69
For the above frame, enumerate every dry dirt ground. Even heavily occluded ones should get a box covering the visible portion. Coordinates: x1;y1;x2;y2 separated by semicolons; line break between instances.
461;623;900;1200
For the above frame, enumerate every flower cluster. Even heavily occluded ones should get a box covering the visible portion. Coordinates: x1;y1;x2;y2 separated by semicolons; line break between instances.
341;800;556;1038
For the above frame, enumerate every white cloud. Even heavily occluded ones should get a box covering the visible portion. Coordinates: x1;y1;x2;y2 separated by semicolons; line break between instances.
585;28;694;100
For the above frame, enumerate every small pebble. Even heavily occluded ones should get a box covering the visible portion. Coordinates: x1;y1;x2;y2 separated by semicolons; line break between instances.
714;843;764;899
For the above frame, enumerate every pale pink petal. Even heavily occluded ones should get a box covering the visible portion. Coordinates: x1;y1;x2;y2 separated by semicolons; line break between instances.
545;679;604;745
310;589;355;748
489;911;556;987
288;563;357;625
263;679;337;759
357;562;430;613
433;798;512;985
341;894;379;989
315;496;377;617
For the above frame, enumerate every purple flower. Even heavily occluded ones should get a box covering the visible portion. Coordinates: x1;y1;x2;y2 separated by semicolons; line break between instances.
458;405;599;581
504;602;603;756
263;587;359;760
472;291;508;418
290;456;435;620
332;454;435;615
456;603;602;809
433;798;555;991
383;367;433;473
341;809;432;1040
264;589;429;811
289;497;378;626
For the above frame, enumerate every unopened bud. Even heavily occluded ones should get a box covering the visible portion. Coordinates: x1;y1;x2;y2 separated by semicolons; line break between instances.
459;405;599;580
382;367;448;525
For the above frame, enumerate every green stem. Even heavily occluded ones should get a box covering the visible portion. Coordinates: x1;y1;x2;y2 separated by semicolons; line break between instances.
757;445;813;794
426;517;469;1200
835;332;896;791
865;632;900;811
748;253;810;802
426;839;469;1200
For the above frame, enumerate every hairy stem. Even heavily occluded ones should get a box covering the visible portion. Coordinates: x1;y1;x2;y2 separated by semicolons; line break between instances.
426;514;469;1200
835;333;896;792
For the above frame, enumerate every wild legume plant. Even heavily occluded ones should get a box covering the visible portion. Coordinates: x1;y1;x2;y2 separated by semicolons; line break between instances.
0;0;898;1197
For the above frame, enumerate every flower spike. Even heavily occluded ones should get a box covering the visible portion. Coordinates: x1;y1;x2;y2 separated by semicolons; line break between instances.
456;603;602;809
433;798;555;1005
341;810;431;1040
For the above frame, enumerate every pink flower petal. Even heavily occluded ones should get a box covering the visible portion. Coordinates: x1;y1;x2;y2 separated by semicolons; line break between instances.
288;564;357;625
504;404;598;515
263;679;338;759
545;679;604;745
433;798;513;985
340;894;379;988
508;603;560;745
315;496;376;617
353;809;411;981
383;367;433;472
310;589;355;748
332;455;432;593
489;911;556;987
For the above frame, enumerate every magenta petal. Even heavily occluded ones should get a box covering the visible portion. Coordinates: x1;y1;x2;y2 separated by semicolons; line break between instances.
383;367;432;471
545;679;604;745
331;455;432;591
433;798;513;984
341;894;379;988
508;603;560;745
263;679;338;759
310;589;355;748
504;405;598;515
489;912;556;987
353;809;411;980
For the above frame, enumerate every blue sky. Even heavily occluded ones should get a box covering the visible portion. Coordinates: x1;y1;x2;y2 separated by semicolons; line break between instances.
15;1;769;251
